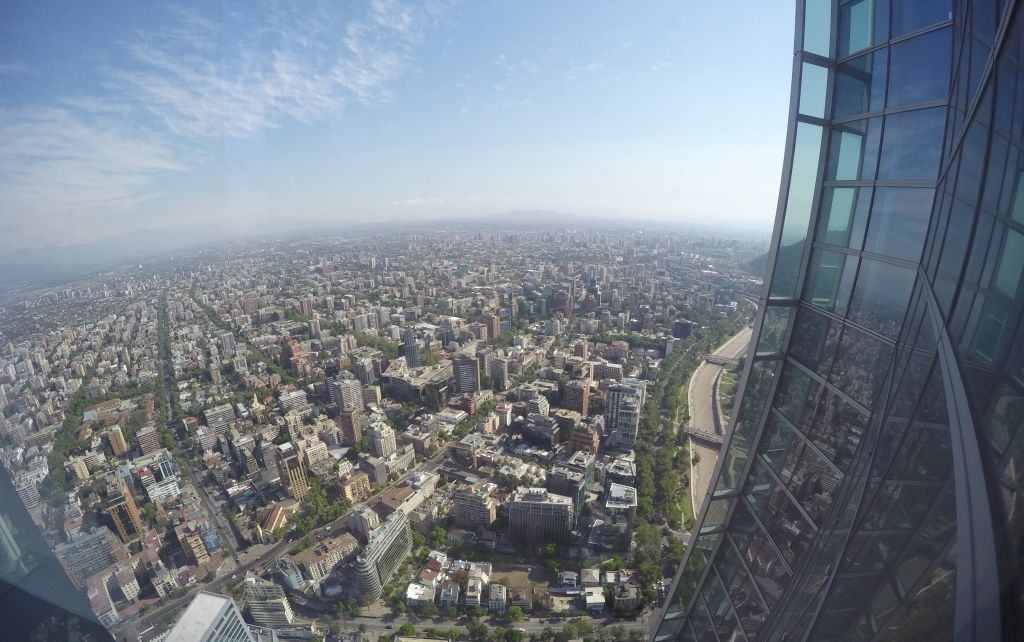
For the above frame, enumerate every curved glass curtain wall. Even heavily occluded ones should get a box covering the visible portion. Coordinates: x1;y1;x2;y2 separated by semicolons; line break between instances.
654;1;1024;640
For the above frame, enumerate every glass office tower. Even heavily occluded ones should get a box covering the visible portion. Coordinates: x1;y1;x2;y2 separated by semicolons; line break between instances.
655;1;1024;640
0;465;114;641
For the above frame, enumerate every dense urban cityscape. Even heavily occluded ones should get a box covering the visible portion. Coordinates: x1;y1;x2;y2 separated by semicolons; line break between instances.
0;225;767;642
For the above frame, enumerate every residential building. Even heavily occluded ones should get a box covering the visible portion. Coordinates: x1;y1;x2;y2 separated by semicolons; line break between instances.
341;471;372;502
137;423;161;455
276;443;309;500
354;510;413;600
453;483;498;530
293;532;359;581
105;478;143;542
108;425;128;456
604;378;644;450
508;488;573;547
367;421;397;459
243;573;295;628
338;406;366;446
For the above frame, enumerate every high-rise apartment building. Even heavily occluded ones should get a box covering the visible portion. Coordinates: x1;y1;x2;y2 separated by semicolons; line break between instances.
403;326;421;368
105;479;143;542
367;421;397;459
655;3;1024;641
453;354;481;394
107;425;127;457
328;375;364;411
508;488;573;547
355;510;413;600
338;406;367;446
454;482;498;530
276;443;309;500
243;573;295;628
604;378;645;450
562;378;590;415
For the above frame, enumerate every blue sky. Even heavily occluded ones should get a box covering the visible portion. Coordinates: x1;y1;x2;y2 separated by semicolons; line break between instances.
0;1;794;251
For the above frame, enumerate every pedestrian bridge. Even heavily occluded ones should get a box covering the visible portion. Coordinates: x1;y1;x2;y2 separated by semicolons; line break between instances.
683;425;725;447
703;354;739;366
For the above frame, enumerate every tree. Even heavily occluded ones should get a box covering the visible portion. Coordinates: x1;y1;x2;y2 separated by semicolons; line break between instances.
399;624;417;636
431;526;448;548
412;530;426;549
468;620;491;642
507;606;524;622
447;627;461;640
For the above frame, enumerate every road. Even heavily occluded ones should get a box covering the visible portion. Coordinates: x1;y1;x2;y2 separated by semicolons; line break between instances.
686;327;751;515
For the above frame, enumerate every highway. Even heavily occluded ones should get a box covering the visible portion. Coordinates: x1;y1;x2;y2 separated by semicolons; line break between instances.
686;327;751;516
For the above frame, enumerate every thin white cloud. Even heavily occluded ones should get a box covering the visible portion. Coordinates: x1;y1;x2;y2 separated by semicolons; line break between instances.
0;107;185;247
391;197;443;206
0;0;451;249
0;61;29;76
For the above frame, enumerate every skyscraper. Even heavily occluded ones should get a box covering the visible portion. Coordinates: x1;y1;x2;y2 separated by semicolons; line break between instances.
404;326;421;368
276;443;309;501
453;353;481;394
655;3;1024;640
164;591;256;642
0;465;115;641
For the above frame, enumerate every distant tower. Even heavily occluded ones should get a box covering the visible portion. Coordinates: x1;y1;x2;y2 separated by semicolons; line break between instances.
106;479;144;542
403;326;420;368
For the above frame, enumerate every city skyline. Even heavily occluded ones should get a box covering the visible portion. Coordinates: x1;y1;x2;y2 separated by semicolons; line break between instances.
0;1;793;252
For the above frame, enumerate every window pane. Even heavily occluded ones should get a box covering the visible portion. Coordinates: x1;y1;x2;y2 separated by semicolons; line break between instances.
819;186;871;249
790;306;842;378
887;28;952;108
993;228;1024;299
835;49;888;117
800;62;829;118
717;359;779;493
827;118;881;181
774;363;824;432
757;305;792;356
771;123;824;298
805;249;858;314
878;107;946;181
803;0;832;56
838;0;876;57
828;324;895;409
891;0;952;38
744;459;816;566
864;187;934;261
848;258;915;338
729;501;792;607
807;391;868;471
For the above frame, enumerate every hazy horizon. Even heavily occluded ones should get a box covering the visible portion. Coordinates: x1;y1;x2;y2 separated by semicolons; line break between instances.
0;1;794;252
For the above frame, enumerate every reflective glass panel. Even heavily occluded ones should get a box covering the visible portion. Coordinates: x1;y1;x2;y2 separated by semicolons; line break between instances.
864;187;934;261
887;27;952;108
805;249;858;314
828;324;895;409
800;62;829;118
835;49;888;117
774;362;824;432
790;306;842;377
827;118;881;180
717;359;779;493
758;305;793;356
993;228;1024;299
771;123;824;298
848;258;915;339
891;0;952;37
804;0;832;56
819;186;871;249
878;107;946;181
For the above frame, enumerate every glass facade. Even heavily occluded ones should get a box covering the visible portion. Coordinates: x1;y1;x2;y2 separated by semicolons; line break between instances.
655;1;1024;640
